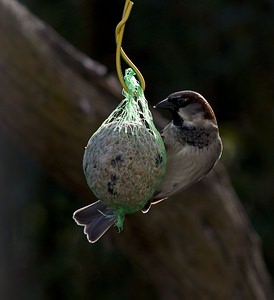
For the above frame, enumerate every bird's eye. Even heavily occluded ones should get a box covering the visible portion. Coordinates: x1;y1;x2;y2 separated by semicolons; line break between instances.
177;97;189;107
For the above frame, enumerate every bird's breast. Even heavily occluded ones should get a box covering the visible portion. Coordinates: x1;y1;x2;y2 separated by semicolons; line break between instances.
155;132;222;199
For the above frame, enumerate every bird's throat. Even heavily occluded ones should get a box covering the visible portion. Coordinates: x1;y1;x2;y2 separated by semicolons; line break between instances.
172;111;184;126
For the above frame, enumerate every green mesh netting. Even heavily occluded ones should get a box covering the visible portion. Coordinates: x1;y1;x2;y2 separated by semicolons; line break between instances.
83;68;167;229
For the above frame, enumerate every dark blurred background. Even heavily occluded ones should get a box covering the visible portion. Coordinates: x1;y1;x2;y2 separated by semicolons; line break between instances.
1;0;274;299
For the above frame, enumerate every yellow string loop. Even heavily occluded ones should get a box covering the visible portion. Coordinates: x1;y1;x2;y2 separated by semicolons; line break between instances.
116;0;146;93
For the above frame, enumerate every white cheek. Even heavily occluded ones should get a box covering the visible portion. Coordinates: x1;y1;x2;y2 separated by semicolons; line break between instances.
178;106;204;122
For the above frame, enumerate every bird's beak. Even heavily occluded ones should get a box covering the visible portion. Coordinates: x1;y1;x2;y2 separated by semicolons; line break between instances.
153;98;172;109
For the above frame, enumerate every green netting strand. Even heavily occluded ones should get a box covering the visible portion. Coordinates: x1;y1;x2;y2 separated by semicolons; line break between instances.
83;68;167;230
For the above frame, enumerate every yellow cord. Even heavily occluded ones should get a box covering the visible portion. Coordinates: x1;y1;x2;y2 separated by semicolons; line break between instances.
116;0;146;93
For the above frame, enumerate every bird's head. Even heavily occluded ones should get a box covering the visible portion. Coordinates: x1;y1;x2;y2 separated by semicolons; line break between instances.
154;91;217;127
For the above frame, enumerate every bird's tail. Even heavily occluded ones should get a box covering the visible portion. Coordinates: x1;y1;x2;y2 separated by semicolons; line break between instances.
73;200;117;243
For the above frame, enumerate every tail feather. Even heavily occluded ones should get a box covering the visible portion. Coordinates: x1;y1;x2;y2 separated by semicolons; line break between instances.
73;200;116;243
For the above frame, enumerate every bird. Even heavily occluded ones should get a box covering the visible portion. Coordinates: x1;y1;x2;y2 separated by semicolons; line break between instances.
73;90;222;243
142;90;223;212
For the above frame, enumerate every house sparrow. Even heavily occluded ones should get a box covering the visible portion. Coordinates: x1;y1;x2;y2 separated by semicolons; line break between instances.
142;90;222;212
73;90;222;242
